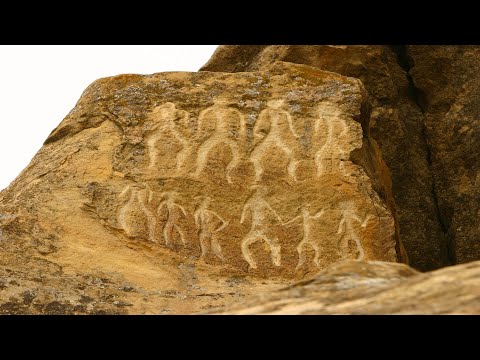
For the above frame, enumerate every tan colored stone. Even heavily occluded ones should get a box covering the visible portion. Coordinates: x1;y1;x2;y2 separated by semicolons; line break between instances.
0;61;398;313
201;45;448;271
213;260;480;315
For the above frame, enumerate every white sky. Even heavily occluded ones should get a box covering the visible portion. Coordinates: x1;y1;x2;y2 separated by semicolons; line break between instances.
0;45;218;191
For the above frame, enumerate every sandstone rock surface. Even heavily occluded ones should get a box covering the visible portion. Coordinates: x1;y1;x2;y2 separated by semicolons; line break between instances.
213;260;480;315
0;61;398;314
202;45;480;271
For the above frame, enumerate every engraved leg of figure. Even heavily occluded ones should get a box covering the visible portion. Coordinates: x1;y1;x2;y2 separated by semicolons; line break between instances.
176;145;194;175
211;235;224;261
163;218;174;246
296;241;321;270
337;231;349;257
250;138;272;182
194;136;219;178
263;235;281;267
315;142;332;176
277;139;298;181
174;224;187;247
312;242;321;266
225;140;241;184
147;135;160;169
138;199;157;243
241;232;261;269
351;232;365;260
199;230;210;258
296;241;308;270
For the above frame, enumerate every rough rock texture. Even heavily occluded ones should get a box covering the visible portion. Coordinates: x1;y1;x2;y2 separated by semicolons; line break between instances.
0;61;398;314
213;260;480;315
407;46;480;264
201;45;468;271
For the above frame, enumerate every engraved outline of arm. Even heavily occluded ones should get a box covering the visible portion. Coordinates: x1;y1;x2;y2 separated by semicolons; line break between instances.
207;210;229;232
240;200;252;224
253;110;271;142
286;111;300;138
193;207;202;228
197;108;216;141
360;214;373;228
266;202;284;224
172;203;188;218
119;186;133;200
284;215;302;227
312;209;326;219
337;217;346;234
229;108;244;138
172;110;190;144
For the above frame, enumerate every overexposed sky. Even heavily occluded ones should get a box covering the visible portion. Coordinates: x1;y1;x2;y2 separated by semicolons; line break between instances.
0;45;218;191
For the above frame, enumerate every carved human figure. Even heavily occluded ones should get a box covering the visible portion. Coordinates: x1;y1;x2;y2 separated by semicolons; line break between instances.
314;102;349;176
193;98;245;183
336;201;373;260
285;206;326;270
240;187;283;269
117;184;157;242
194;196;229;261
250;99;300;182
157;191;188;247
145;102;191;173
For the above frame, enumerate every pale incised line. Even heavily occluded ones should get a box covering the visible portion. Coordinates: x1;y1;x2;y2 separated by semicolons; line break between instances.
336;201;372;260
117;184;156;242
157;191;188;247
193;99;245;184
285;206;326;270
250;99;300;182
145;103;192;173
194;196;229;261
314;103;349;177
240;188;283;269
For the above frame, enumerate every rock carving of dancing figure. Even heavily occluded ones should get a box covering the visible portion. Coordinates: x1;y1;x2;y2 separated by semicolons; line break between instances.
194;196;229;261
314;102;349;176
145;102;191;173
285;206;326;270
240;187;283;269
193;98;245;184
250;99;300;182
336;201;373;260
157;191;189;247
117;184;157;242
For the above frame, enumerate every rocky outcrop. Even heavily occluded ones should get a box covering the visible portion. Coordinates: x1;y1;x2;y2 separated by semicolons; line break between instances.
213;260;480;314
407;46;480;265
202;45;474;271
0;61;399;314
1;45;479;314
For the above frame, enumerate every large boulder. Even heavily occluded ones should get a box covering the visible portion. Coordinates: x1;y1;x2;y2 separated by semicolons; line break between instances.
0;61;398;314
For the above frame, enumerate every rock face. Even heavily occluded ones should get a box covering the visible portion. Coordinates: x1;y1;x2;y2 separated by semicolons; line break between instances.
1;45;479;314
407;46;480;265
213;260;480;315
0;61;399;314
202;45;480;271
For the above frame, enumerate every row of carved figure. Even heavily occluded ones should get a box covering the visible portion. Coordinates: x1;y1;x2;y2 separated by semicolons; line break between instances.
117;185;372;270
146;99;353;183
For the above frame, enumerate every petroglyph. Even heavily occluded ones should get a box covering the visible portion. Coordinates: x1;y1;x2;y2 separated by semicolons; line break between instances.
145;102;192;174
194;196;228;261
285;206;326;270
157;191;189;247
117;184;157;241
194;99;245;183
336;201;372;260
314;102;349;177
240;187;283;269
250;99;301;182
